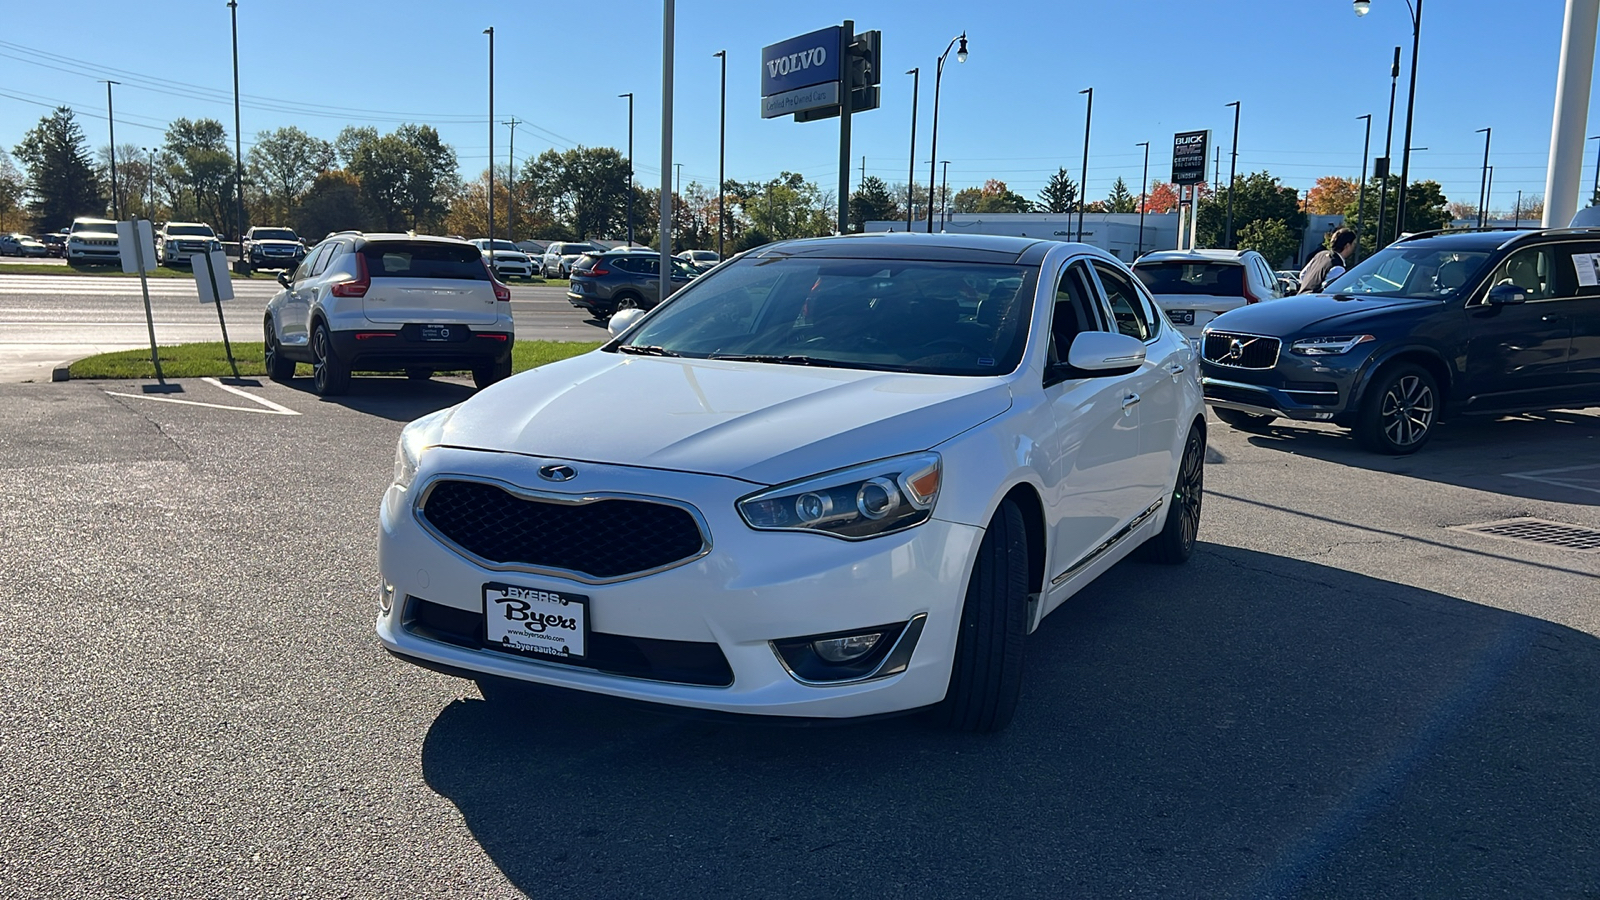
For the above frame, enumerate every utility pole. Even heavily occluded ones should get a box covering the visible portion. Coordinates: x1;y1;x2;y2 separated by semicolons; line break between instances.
860;155;866;183
484;26;495;247
142;147;155;217
504;117;518;242
620;92;634;245
102;81;121;220
714;50;726;258
1356;114;1372;262
1225;100;1240;248
1077;87;1092;242
675;163;684;199
228;1;244;256
1378;46;1400;248
1136;141;1149;257
905;67;918;230
660;0;674;299
1476;127;1492;228
836;19;854;234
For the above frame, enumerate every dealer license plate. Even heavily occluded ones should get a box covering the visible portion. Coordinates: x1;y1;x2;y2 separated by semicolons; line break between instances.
1169;309;1195;325
482;582;588;660
420;324;457;341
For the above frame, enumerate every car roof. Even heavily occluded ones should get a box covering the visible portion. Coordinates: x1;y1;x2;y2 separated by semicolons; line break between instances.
164;221;211;228
1135;249;1250;264
1392;228;1543;252
751;231;1054;264
348;233;475;247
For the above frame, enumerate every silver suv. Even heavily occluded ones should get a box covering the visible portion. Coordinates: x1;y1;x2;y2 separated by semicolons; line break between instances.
263;233;515;395
540;241;602;278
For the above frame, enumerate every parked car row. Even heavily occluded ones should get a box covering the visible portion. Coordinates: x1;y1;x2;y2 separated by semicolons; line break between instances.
0;233;48;257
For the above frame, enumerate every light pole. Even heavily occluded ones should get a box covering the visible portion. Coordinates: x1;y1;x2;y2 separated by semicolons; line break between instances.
940;160;950;231
1355;0;1423;239
484;26;495;247
504;117;518;242
1515;189;1522;228
714;50;726;258
1485;165;1494;223
1475;127;1492;228
905;67;919;230
1376;46;1401;247
142;147;154;217
102;81;120;220
660;0;674;301
1224;100;1240;247
1356;114;1372;261
1590;135;1600;206
619;92;634;245
227;2;244;251
1077;87;1092;242
1136;141;1149;256
926;32;967;234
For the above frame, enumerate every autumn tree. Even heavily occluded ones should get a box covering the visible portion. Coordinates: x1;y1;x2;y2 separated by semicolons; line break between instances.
14;107;103;230
0;151;26;232
953;179;1030;214
1341;176;1452;257
1142;180;1179;214
1036;168;1078;214
1305;175;1360;215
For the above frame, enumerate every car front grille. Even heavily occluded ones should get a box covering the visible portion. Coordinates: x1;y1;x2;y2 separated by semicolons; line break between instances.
418;479;707;581
403;596;734;685
1203;331;1281;369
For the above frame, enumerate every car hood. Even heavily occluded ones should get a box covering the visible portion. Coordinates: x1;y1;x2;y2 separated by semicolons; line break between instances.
70;230;118;240
252;239;301;248
440;352;1014;485
1207;292;1443;335
487;250;529;260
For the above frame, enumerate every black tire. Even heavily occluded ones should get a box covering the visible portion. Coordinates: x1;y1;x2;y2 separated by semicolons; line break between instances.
1213;406;1276;432
405;367;434;381
931;499;1029;733
1139;424;1205;565
608;292;644;320
310;323;350;396
1356;362;1438;455
473;355;513;390
263;320;295;382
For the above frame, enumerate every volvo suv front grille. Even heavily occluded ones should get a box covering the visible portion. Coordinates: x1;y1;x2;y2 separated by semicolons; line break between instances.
1203;331;1281;369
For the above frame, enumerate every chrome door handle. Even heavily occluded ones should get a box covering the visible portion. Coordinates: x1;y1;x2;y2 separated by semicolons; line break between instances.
1122;393;1141;410
1541;314;1563;322
1167;363;1186;377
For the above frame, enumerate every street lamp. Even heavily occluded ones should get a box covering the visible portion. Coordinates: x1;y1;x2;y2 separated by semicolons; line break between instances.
926;32;967;234
714;51;726;258
905;67;919;230
1355;114;1372;261
1355;0;1423;240
940;160;951;231
1376;46;1401;248
1077;87;1092;242
484;27;495;247
228;1;244;251
1135;141;1149;256
1475;127;1492;228
619;92;634;245
1224;100;1240;248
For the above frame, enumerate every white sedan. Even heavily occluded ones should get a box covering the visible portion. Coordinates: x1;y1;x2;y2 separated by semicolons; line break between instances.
377;233;1206;731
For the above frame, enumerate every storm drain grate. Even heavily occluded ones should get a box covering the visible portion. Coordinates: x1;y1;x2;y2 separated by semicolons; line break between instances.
1450;517;1600;553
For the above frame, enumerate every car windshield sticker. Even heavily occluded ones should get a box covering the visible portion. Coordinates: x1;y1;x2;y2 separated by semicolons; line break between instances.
1573;253;1600;288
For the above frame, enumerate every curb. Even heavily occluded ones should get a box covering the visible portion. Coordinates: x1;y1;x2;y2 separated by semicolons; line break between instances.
51;356;87;382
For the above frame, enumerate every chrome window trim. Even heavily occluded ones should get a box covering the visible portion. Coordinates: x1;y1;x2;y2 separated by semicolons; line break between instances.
411;472;713;585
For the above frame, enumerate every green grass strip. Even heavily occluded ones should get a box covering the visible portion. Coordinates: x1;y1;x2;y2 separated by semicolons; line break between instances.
68;339;603;380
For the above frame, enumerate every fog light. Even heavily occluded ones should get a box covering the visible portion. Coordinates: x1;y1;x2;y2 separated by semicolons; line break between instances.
379;581;395;615
813;632;882;663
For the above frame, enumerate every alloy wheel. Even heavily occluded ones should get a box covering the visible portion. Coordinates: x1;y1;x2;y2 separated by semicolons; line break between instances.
1174;431;1204;552
312;328;327;392
1380;374;1435;448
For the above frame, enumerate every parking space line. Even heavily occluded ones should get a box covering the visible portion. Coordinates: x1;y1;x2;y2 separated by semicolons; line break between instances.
104;379;300;416
1504;464;1600;497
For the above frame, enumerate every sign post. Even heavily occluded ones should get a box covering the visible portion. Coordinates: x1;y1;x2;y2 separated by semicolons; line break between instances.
117;218;180;392
761;24;881;234
192;247;241;380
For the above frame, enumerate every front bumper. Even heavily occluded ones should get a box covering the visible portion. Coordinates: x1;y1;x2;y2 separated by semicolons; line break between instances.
1200;348;1370;420
492;261;533;277
67;242;120;261
376;448;982;719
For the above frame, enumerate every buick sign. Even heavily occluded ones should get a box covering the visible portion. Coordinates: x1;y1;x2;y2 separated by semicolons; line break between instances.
1171;130;1211;186
762;26;842;97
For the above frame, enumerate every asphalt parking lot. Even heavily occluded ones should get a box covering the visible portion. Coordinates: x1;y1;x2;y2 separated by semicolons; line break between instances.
2;374;1598;898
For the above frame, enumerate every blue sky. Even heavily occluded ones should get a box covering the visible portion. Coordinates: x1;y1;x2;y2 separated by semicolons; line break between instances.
0;0;1588;213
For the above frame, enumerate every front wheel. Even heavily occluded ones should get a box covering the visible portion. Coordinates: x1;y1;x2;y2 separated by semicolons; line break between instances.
930;498;1029;733
1138;424;1205;565
310;324;350;396
1356;363;1438;455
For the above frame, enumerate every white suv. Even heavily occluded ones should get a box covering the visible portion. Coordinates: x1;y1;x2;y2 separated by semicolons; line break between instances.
263;233;515;395
156;222;221;266
1131;248;1284;340
541;241;601;278
470;239;535;279
377;233;1205;732
65;217;121;265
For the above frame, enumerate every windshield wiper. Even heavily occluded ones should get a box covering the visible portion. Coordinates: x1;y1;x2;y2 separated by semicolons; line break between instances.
708;353;910;372
616;344;682;357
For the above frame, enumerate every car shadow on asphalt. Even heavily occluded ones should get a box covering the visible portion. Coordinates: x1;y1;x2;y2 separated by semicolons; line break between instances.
1233;408;1600;506
277;375;476;423
417;544;1600;898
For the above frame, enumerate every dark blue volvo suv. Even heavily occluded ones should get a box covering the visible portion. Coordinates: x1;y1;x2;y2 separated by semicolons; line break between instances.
1199;228;1600;453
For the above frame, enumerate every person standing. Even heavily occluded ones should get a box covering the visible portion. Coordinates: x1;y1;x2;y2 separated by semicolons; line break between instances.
1298;228;1357;294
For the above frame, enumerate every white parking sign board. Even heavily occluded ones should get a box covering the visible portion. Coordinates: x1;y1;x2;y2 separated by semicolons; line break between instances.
116;219;156;275
191;249;235;303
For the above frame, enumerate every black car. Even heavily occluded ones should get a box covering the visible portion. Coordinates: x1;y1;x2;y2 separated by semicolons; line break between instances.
1198;227;1600;454
567;250;696;320
243;226;307;270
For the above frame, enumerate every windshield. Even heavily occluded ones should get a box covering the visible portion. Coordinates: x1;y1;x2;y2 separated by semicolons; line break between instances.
1132;261;1244;296
618;256;1037;376
1325;245;1494;299
484;240;521;252
253;229;296;241
166;225;215;237
562;244;599;255
70;220;115;233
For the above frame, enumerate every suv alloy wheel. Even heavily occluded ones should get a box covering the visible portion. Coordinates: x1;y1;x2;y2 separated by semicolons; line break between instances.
1357;363;1438;454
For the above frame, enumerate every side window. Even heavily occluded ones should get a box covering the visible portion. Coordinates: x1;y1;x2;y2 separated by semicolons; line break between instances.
311;242;339;277
1485;246;1560;301
293;245;325;283
1048;262;1100;365
638;257;661;276
1091;261;1154;342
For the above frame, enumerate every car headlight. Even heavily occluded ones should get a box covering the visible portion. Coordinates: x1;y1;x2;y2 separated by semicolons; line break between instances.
737;452;941;540
1289;335;1376;356
392;406;456;490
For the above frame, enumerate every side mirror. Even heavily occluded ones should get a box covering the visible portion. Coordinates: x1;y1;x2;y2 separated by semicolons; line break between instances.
276;271;292;288
1066;331;1147;374
608;308;645;336
1486;282;1528;305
